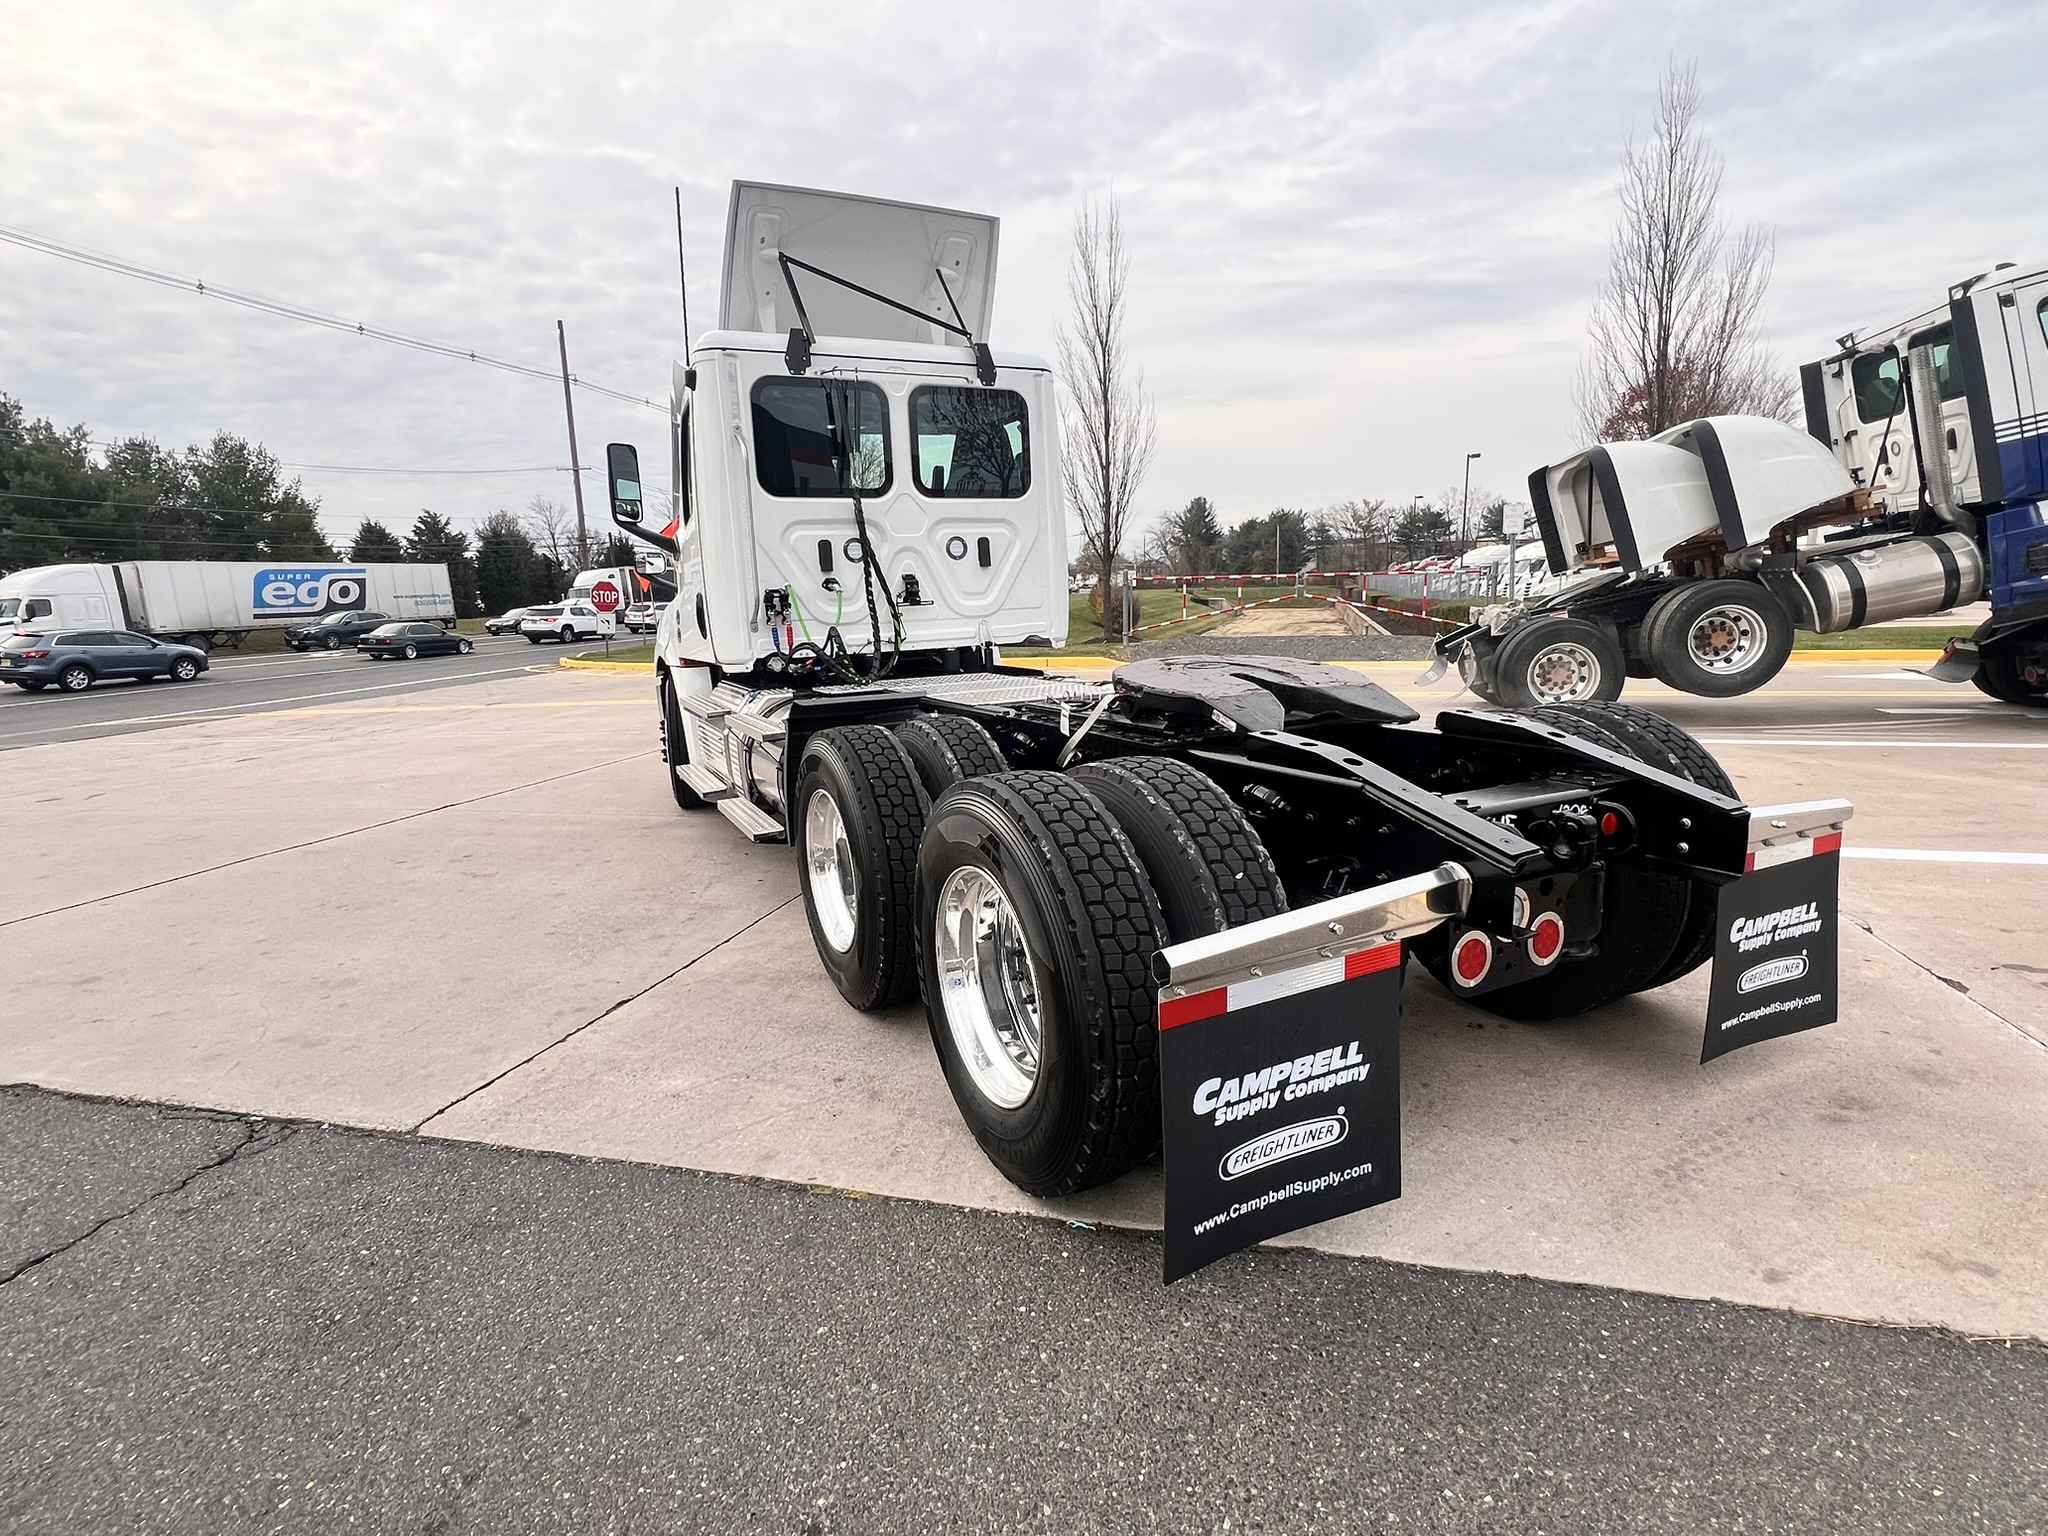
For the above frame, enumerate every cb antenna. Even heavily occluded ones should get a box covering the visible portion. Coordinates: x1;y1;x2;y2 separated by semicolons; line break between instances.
674;186;692;359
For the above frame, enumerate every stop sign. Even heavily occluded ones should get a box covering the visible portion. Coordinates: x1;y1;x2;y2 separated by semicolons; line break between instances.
590;580;623;613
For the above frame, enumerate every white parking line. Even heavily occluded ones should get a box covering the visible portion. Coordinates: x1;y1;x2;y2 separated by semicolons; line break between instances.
1700;738;2048;750
0;661;548;742
1844;848;2048;866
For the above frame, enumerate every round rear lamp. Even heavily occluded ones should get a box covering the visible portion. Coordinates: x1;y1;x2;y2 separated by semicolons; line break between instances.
1527;910;1566;965
1451;931;1492;987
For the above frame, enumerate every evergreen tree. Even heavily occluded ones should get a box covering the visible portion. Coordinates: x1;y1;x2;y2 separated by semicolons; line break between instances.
407;510;480;615
348;520;406;562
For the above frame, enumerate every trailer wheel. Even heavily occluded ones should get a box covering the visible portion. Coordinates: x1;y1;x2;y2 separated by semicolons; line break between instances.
1422;707;1689;1018
1534;701;1736;988
918;772;1165;1195
656;671;709;811
797;725;929;1010
894;715;1007;798
1069;757;1286;941
1491;618;1625;708
1643;580;1792;697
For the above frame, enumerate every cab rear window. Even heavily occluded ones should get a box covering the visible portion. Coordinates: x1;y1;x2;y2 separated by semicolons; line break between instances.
912;387;1030;498
751;379;891;497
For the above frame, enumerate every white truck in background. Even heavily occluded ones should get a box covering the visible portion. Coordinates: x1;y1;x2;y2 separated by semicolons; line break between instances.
1437;260;2048;709
0;560;456;650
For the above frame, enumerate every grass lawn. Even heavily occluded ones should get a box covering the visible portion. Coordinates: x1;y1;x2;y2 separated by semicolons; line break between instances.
1789;627;1965;650
566;643;656;665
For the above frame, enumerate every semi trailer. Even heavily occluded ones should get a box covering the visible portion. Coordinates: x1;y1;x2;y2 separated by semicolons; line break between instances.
1432;261;2048;709
602;183;1852;1274
0;559;456;649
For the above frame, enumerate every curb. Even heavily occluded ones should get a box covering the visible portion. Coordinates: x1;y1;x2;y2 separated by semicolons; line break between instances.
560;656;655;673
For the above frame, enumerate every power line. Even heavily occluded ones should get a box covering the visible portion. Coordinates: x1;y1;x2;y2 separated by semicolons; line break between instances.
279;462;589;476
0;221;666;413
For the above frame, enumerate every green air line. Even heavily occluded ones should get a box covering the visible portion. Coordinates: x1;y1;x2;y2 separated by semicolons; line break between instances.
785;585;816;645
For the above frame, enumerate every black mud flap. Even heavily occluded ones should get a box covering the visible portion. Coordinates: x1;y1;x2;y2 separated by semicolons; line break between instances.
1159;942;1405;1283
1703;831;1842;1062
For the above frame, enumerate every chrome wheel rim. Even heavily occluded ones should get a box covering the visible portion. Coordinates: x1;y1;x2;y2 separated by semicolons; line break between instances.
804;789;858;954
1687;605;1768;674
1523;641;1601;703
933;864;1043;1109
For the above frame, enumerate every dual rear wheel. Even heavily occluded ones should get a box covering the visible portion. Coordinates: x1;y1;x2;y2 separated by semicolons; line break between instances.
795;721;1285;1196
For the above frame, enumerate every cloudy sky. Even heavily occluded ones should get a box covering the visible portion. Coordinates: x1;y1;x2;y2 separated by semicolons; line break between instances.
4;0;2043;554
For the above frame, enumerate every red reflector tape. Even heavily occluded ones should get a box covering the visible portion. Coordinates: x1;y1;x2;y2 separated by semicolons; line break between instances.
1344;941;1402;980
1159;988;1228;1030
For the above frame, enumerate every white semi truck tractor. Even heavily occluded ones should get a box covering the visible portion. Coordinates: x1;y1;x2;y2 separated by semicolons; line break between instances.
1433;261;2048;709
599;183;1851;1231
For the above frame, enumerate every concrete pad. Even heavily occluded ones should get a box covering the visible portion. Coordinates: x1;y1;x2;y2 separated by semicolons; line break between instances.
0;672;649;924
0;702;789;1128
1697;741;2048;1047
428;895;2048;1338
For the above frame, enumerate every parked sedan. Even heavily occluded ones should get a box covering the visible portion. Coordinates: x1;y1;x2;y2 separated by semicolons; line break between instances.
358;622;475;660
484;607;529;635
0;629;208;691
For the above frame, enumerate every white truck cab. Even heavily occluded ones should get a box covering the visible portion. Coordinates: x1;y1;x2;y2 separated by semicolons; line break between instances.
628;183;1066;686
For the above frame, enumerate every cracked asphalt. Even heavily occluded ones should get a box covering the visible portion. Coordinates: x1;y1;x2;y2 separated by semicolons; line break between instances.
3;1086;2043;1536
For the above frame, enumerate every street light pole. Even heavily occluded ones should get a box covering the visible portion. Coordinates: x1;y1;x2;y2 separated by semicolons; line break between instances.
1461;452;1482;547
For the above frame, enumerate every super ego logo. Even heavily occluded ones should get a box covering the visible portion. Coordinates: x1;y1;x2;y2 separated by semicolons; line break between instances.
253;568;369;615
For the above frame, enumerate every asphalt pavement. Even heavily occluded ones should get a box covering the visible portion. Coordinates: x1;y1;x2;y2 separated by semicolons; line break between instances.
0;632;557;752
4;1084;2043;1536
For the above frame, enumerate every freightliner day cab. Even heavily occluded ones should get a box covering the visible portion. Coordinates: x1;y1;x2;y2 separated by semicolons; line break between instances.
1433;262;2048;709
601;184;1853;1278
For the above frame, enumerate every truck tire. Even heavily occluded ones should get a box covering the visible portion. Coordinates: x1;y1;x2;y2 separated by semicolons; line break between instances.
656;670;709;811
1068;757;1287;942
180;634;212;653
1644;580;1792;697
1534;700;1737;988
796;725;929;1011
1972;650;2048;706
1421;707;1689;1019
917;772;1166;1195
894;715;1007;798
1491;617;1625;708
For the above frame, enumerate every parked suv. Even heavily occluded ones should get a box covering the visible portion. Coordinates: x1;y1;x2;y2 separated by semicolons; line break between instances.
621;601;668;634
0;630;208;691
286;610;392;650
519;603;602;643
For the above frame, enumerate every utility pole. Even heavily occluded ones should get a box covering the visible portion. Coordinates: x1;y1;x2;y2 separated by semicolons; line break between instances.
557;320;589;568
1460;452;1482;547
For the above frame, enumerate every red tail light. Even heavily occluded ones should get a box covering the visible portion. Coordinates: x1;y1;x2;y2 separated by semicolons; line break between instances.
19;649;51;660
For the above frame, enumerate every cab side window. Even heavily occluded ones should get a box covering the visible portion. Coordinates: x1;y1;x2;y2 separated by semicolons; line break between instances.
1852;349;1902;423
1908;325;1968;402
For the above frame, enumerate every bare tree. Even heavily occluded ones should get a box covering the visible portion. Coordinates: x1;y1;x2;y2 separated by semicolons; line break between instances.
1058;197;1156;637
1576;61;1793;444
524;493;579;572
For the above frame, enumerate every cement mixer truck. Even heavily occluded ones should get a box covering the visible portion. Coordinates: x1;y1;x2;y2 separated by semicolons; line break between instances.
1434;261;2048;708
